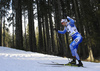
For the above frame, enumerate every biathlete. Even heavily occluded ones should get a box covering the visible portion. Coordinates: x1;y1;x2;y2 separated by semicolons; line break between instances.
54;16;83;67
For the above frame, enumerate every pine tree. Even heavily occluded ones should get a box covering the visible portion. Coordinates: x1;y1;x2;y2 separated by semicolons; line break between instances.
15;0;23;49
28;0;37;52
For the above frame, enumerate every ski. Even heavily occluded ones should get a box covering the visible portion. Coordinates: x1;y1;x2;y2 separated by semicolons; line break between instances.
38;61;86;68
51;61;86;68
51;61;78;67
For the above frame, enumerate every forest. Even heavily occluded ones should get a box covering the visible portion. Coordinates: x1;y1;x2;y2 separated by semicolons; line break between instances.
0;0;100;62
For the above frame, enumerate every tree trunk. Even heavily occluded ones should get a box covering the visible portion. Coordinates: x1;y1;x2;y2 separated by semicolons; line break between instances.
12;14;15;48
3;13;5;46
36;0;43;52
87;45;94;61
23;10;27;50
53;0;66;56
44;9;50;54
48;0;55;54
15;0;23;49
42;15;46;52
0;16;2;46
28;0;36;52
43;0;51;54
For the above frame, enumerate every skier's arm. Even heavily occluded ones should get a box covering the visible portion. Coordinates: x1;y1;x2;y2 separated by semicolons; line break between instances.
67;16;75;27
58;29;67;34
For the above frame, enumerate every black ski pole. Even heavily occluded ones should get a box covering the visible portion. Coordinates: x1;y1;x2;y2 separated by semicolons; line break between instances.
53;28;62;47
56;33;62;46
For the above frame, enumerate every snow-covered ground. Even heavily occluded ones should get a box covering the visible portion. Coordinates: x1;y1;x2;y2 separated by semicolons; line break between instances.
0;46;100;71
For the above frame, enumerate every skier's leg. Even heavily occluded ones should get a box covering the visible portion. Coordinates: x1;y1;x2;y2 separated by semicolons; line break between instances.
69;36;83;65
69;41;77;64
69;40;76;57
70;42;83;66
73;37;83;66
74;48;80;60
73;36;83;60
75;49;83;67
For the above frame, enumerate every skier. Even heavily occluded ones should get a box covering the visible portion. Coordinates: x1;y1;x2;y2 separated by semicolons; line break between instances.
54;16;83;67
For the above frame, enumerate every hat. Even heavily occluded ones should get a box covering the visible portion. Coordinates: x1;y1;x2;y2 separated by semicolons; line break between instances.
61;19;67;23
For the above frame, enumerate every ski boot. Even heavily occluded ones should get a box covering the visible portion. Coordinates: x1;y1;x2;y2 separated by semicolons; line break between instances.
67;59;76;65
77;60;83;67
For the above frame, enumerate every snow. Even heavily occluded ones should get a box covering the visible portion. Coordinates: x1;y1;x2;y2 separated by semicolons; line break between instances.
0;46;100;71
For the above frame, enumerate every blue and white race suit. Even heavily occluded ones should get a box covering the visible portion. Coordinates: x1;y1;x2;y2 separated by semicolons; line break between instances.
58;16;83;60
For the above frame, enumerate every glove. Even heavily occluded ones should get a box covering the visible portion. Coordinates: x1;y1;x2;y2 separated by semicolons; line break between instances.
64;13;67;17
53;28;58;32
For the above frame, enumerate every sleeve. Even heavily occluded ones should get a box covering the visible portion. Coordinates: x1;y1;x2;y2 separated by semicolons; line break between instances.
58;28;67;34
67;16;75;27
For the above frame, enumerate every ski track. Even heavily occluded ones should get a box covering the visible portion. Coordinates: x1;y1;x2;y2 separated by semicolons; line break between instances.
0;46;100;71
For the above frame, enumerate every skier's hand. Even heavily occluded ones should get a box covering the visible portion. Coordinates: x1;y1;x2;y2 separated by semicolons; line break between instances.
53;28;58;32
64;13;67;17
